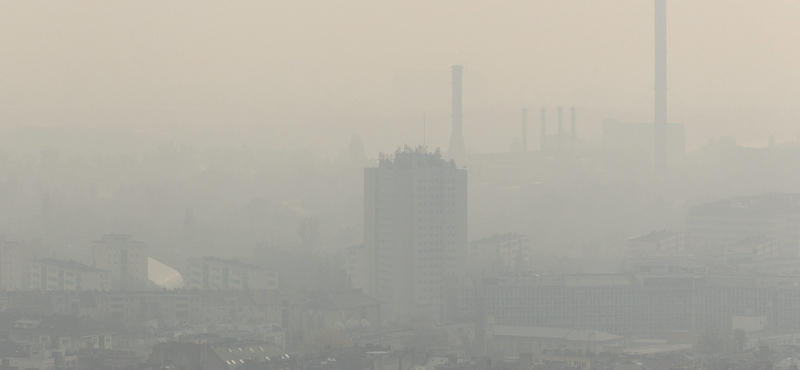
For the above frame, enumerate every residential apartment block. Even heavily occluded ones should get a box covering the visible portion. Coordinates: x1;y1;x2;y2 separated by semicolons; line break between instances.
91;234;148;288
184;257;278;291
364;148;468;322
29;259;110;291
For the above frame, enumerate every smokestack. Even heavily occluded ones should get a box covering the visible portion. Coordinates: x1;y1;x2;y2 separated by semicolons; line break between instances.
448;65;467;166
540;107;546;151
557;107;564;151
570;107;576;150
521;108;528;152
655;0;667;174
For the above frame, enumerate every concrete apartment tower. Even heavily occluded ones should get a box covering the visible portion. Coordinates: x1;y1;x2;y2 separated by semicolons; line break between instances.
447;65;467;167
364;147;468;323
92;234;148;289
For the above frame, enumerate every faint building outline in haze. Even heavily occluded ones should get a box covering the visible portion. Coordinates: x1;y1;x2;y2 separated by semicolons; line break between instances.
447;65;467;168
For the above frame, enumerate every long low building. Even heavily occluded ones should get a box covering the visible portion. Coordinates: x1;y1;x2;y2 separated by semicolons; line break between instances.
491;326;623;356
459;272;800;338
30;258;110;291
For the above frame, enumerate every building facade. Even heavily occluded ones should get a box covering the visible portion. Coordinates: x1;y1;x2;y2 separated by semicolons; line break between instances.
29;259;110;291
460;274;697;338
0;239;28;292
345;245;366;290
468;233;531;275
364;148;468;322
91;234;148;288
184;257;278;291
460;272;800;338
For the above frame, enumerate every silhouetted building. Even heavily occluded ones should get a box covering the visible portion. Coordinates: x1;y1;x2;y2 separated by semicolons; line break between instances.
364;147;467;322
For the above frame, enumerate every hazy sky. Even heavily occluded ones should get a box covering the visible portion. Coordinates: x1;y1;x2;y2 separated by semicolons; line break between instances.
1;1;798;154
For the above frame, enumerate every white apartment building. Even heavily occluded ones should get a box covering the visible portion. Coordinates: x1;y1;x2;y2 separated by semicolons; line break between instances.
92;234;148;288
364;148;467;322
184;257;278;290
29;258;110;291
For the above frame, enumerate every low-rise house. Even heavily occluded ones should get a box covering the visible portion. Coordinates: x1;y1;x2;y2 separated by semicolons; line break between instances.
77;348;141;370
200;291;278;326
50;292;99;321
0;315;113;353
93;292;201;329
148;336;288;370
289;289;380;336
0;340;77;370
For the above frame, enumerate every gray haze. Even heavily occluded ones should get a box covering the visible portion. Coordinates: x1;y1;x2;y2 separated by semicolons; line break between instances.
2;1;800;369
2;1;799;153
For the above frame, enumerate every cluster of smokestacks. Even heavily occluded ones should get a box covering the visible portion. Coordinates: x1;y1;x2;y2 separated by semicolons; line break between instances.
521;106;577;152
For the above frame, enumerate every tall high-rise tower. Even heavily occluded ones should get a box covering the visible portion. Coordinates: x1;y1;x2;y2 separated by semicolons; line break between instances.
448;65;467;167
364;148;468;322
654;0;667;174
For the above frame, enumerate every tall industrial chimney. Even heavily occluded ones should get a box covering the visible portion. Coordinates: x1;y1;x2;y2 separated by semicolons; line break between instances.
448;65;467;166
557;107;564;151
540;107;546;151
521;108;528;152
570;107;576;150
654;0;667;174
